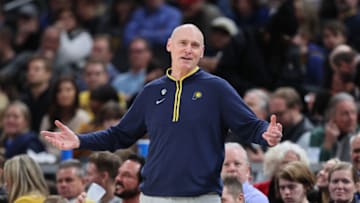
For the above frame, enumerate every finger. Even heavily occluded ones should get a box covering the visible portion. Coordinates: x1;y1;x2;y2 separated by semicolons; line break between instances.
55;120;69;132
270;114;277;126
277;123;283;132
40;130;56;138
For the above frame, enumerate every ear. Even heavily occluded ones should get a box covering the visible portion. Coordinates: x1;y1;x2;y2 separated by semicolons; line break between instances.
166;38;171;52
237;193;244;203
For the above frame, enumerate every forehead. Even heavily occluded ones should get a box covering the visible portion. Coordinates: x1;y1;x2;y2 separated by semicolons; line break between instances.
171;26;204;45
57;167;79;178
119;160;141;173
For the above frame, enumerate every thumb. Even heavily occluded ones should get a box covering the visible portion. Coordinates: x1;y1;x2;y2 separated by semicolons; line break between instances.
270;114;277;127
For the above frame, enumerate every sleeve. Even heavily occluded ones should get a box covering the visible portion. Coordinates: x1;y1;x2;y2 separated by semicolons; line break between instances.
219;80;269;146
78;88;148;151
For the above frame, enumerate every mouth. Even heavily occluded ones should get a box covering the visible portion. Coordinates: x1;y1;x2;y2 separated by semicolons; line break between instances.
115;182;124;192
180;56;192;61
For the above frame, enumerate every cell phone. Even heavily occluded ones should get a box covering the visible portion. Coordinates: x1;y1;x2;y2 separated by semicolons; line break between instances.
87;183;106;202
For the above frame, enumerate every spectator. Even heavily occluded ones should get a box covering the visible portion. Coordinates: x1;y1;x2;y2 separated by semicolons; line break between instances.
40;76;90;157
350;133;360;173
222;176;244;203
269;87;314;143
298;92;358;162
56;159;87;203
89;34;120;82
222;143;269;203
55;7;93;73
276;161;315;203
13;3;41;53
310;158;340;203
254;141;309;203
199;16;238;73
0;101;45;158
328;162;360;203
115;154;145;203
4;155;48;203
21;55;52;133
124;0;182;67
112;37;153;100
86;151;122;203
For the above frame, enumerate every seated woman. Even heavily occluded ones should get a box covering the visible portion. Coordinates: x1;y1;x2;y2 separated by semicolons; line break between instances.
0;101;45;158
4;154;49;203
40;76;90;157
328;162;359;203
276;161;315;203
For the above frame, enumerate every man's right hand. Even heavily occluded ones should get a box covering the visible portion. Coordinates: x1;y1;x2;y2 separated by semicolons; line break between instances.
40;120;80;150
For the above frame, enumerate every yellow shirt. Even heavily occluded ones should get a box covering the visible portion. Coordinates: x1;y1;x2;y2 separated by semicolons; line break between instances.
14;194;45;203
79;90;127;119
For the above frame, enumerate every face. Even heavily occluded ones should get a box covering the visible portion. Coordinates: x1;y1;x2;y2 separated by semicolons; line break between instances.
322;29;346;50
167;25;204;73
333;100;357;133
115;160;141;199
90;38;112;62
244;92;267;120
58;10;76;31
86;163;104;187
56;167;85;199
40;28;60;58
316;160;338;188
27;59;50;86
222;147;249;183
83;63;108;90
57;81;76;107
2;105;28;136
129;39;151;71
281;151;300;166
329;169;357;202
209;30;231;50
221;186;243;203
279;178;307;203
351;138;360;171
269;97;292;127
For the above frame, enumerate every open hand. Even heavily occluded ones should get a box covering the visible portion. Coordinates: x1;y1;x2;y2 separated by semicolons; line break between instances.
40;120;80;150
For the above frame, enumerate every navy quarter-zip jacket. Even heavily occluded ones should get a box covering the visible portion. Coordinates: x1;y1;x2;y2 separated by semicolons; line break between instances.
79;67;269;196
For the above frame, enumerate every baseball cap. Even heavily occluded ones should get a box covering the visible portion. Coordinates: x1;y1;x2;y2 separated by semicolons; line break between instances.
18;4;38;17
211;17;239;37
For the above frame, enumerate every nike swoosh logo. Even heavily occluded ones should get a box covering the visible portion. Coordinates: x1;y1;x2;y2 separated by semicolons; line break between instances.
155;98;166;105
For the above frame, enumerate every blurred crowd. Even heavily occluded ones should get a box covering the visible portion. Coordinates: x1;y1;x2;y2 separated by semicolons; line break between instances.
1;0;360;202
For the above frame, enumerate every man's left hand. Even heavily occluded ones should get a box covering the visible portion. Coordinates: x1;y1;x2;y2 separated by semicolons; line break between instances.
262;114;283;146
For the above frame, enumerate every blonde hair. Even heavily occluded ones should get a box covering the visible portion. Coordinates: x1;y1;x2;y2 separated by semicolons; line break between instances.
4;155;48;203
263;141;309;178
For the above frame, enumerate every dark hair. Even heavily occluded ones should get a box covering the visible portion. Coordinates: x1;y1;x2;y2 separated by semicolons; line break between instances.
27;55;52;72
322;20;347;37
48;75;80;131
90;84;119;103
126;154;145;182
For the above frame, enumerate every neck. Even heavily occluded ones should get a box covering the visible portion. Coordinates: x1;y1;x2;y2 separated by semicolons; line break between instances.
101;184;116;203
170;66;197;80
293;112;303;125
0;48;15;62
31;82;49;98
302;199;309;203
122;194;140;203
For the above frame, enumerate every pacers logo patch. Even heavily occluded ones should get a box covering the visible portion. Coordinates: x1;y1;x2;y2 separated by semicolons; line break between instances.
192;91;202;100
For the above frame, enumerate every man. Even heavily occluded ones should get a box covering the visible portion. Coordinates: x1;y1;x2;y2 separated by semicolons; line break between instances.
298;92;358;162
115;154;145;203
90;34;119;82
269;87;314;143
350;133;360;172
56;159;88;203
42;24;283;203
222;143;269;203
221;176;244;203
21;56;52;132
86;152;122;203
